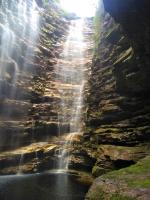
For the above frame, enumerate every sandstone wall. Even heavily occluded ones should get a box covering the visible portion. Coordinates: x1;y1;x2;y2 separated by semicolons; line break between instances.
85;0;150;199
85;0;150;174
0;0;69;174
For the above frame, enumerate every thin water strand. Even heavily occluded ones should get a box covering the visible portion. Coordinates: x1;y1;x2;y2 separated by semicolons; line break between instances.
55;19;86;170
0;0;40;170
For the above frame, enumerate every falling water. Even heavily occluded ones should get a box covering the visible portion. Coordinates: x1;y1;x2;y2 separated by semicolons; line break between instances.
0;2;92;199
0;0;39;87
55;19;86;170
0;0;40;171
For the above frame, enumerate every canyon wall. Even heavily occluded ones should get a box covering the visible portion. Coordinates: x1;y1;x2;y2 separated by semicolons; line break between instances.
0;0;69;174
0;0;150;198
86;0;150;199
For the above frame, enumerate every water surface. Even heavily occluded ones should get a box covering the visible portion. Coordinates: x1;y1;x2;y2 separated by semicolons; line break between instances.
0;172;89;200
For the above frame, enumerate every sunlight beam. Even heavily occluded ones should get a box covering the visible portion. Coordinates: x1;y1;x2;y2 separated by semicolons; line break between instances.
60;0;98;17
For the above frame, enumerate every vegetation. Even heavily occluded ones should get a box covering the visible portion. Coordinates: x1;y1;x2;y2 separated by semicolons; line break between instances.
93;0;103;57
128;179;150;188
87;186;106;200
87;187;136;200
92;165;105;177
87;157;150;200
110;194;136;200
105;156;150;178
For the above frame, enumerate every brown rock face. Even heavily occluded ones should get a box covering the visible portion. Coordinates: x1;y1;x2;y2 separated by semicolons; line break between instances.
0;0;69;174
86;156;150;200
85;0;150;170
0;0;94;175
85;0;150;198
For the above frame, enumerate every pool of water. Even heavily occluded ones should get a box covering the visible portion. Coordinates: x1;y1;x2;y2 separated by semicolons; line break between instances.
0;171;89;200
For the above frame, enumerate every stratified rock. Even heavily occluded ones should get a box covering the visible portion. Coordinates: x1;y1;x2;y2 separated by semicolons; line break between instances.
84;0;150;179
0;0;69;173
0;142;58;175
85;0;150;199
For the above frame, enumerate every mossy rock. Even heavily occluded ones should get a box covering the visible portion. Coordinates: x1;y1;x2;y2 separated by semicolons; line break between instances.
76;171;94;186
110;193;136;200
105;156;150;178
86;156;150;200
92;166;106;177
86;186;106;200
86;186;136;200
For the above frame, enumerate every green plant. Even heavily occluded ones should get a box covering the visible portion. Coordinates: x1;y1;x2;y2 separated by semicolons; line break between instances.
128;179;150;188
110;193;136;200
87;187;105;200
93;0;104;58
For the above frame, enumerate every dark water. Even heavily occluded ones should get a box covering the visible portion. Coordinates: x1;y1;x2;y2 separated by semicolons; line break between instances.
0;172;89;200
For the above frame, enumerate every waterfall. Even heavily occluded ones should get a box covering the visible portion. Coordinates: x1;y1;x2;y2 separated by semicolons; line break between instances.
55;19;86;170
0;0;40;170
0;1;92;198
0;0;40;107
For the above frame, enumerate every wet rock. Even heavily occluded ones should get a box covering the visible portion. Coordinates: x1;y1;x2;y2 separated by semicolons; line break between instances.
68;154;94;172
86;156;150;200
0;142;58;175
84;1;150;186
0;99;31;119
0;0;69;174
82;2;150;200
92;166;106;177
27;121;70;137
91;144;150;177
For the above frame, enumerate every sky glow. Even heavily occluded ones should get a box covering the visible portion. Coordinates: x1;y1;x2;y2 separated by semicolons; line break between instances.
60;0;98;17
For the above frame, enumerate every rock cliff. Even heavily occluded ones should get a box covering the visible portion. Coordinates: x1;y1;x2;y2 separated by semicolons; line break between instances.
0;0;150;198
0;0;94;175
0;0;69;174
85;0;150;199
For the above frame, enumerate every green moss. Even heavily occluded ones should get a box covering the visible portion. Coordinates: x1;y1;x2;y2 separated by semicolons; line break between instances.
76;171;94;186
87;157;150;200
110;193;136;200
102;156;150;191
87;186;106;200
104;156;150;178
93;2;103;58
93;14;101;43
87;189;136;200
128;179;150;188
92;166;105;177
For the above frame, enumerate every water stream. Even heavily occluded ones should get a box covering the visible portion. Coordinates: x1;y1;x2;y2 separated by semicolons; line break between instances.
0;1;90;199
0;0;40;151
55;19;86;170
0;0;39;85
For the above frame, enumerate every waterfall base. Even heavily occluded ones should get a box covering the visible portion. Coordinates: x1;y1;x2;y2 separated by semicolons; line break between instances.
0;171;90;200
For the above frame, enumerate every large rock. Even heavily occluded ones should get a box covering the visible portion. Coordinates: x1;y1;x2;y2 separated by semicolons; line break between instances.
92;144;150;177
0;142;58;175
84;0;150;198
86;156;150;200
84;0;150;177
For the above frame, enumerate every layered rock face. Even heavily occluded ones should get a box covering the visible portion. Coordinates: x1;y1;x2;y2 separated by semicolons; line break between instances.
0;0;94;175
0;0;69;174
86;0;150;199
